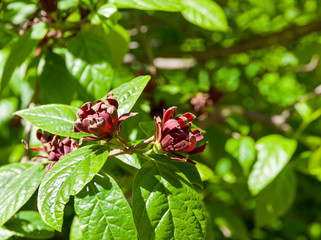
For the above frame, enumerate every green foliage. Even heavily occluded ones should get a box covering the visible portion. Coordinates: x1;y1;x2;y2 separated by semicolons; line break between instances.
181;0;228;31
0;164;45;226
255;167;297;227
15;104;90;138
74;171;137;240
38;145;109;231
1;0;321;239
132;159;206;239
0;22;47;93
4;211;55;239
248;134;297;196
108;75;151;116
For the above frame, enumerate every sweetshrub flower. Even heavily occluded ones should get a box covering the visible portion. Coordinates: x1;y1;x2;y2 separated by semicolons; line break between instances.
30;130;79;171
74;93;137;141
154;106;207;164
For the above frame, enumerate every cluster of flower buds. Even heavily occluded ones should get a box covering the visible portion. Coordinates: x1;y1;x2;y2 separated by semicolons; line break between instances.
30;130;79;171
29;92;206;169
73;93;137;141
154;107;207;164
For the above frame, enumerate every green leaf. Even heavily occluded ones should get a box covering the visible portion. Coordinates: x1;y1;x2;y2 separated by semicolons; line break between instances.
105;25;130;67
207;203;249;240
65;27;114;99
139;121;156;137
181;0;228;31
37;145;109;231
0;163;29;189
0;227;15;240
0;163;45;226
225;136;256;175
39;52;75;104
113;0;184;12
70;216;83;240
115;154;144;169
98;3;117;18
151;154;203;189
108;75;151;116
255;167;296;227
248;134;297;196
1;22;47;93
132;160;206;239
5;211;55;239
196;162;215;182
74;171;137;240
14;104;90;139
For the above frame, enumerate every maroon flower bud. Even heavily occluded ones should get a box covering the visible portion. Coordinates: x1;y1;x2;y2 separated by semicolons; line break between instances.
154;106;207;165
31;130;79;171
73;93;137;141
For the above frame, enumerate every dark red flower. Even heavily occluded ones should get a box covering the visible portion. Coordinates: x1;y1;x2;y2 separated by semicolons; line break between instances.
73;93;137;141
30;130;79;171
154;106;207;164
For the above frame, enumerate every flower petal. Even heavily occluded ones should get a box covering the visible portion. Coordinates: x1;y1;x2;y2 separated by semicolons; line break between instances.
192;129;204;142
189;142;207;155
163;106;177;124
181;134;196;152
161;134;174;148
154;116;162;142
106;93;119;109
119;112;138;123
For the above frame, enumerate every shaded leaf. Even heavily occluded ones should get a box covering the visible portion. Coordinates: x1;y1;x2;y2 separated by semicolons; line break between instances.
106;75;151;116
255;167;296;227
181;0;228;31
139;121;156;137
15;104;91;139
39;52;75;104
1;22;47;93
207;203;249;240
105;25;130;66
74;171;137;240
113;0;184;12
152;154;203;189
38;145;109;231
248;134;297;196
0;163;45;226
132;160;206;239
5;211;54;239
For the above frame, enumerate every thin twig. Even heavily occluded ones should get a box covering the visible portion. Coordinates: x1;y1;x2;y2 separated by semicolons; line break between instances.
108;135;155;158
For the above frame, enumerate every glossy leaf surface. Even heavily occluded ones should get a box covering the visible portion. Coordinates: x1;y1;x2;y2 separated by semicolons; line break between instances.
248;134;297;196
107;75;151;116
65;27;114;99
113;0;184;12
0;163;45;226
181;0;228;31
38;145;109;231
132;160;206;240
74;172;137;240
15;104;90;138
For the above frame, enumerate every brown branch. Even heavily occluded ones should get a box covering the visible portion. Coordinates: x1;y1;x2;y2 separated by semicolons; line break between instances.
158;19;321;60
